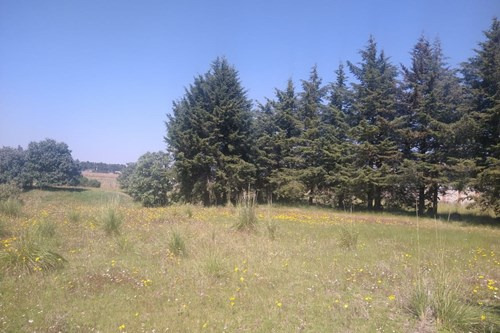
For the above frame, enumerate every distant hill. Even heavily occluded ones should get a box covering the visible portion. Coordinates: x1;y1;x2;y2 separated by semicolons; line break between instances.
77;161;125;173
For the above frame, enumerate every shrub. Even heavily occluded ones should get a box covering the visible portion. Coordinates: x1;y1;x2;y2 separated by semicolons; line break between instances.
0;198;23;217
0;234;67;274
101;208;123;236
168;231;186;256
0;183;22;201
337;227;358;250
78;176;101;188
234;192;258;232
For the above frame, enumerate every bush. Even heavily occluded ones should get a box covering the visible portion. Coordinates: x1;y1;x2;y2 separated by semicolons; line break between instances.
101;208;123;236
78;176;101;188
0;198;23;217
0;234;67;274
168;231;186;256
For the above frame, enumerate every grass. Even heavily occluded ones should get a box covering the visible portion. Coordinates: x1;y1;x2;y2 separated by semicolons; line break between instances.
101;208;123;236
0;188;498;332
0;198;23;217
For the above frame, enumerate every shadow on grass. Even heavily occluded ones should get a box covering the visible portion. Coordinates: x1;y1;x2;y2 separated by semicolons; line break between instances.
36;186;88;193
270;201;499;228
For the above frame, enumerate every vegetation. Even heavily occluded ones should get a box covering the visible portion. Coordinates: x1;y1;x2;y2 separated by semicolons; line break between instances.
118;152;174;206
0;189;498;332
163;19;500;217
0;139;81;189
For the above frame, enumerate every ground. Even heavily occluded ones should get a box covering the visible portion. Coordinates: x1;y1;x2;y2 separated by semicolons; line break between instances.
0;189;498;332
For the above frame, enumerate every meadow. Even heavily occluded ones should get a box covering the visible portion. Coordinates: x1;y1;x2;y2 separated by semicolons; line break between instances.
0;188;498;332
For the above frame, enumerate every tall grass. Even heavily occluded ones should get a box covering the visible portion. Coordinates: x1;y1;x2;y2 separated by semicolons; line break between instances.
0;198;23;217
101;208;123;236
0;233;66;274
234;191;258;232
168;231;186;256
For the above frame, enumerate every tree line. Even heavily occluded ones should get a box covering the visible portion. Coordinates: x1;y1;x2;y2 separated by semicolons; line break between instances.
164;19;499;215
0;139;100;189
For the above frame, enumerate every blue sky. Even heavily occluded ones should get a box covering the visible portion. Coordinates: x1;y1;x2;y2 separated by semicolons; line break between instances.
1;0;498;164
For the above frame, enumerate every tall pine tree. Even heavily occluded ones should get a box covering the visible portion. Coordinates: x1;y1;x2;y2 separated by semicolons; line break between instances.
348;37;401;210
166;58;255;205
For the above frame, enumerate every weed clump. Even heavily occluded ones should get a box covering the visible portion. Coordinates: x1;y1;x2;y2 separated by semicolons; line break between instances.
407;274;497;332
0;198;23;217
68;210;81;223
338;227;358;250
168;231;186;256
36;219;57;238
101;208;123;236
0;234;67;274
204;255;226;278
234;192;258;232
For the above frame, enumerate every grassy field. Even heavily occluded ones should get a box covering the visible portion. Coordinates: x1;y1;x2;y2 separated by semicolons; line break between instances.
0;189;499;332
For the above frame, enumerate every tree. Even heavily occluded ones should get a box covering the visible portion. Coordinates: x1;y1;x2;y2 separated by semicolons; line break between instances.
24;139;80;188
166;58;255;205
401;36;463;215
461;18;500;215
122;152;174;207
348;37;402;210
0;146;29;188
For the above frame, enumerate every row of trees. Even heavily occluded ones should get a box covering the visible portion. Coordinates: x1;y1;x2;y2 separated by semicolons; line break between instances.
0;139;81;189
166;19;499;215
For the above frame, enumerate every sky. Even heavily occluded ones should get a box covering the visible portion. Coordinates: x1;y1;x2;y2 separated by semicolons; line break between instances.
1;0;499;164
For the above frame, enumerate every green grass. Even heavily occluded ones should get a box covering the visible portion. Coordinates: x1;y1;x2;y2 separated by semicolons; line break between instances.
0;189;498;332
0;198;23;217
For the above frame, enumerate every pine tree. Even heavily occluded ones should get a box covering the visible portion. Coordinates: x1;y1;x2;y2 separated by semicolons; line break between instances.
322;63;352;208
166;58;255;205
462;18;500;215
296;66;328;205
401;36;463;215
348;37;402;210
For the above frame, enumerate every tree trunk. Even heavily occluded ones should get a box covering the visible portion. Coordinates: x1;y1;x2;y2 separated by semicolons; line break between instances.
418;185;425;216
367;185;373;210
431;183;438;217
374;185;382;211
308;186;314;205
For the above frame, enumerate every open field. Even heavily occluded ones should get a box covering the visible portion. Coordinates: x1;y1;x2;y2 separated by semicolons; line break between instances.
0;189;499;332
82;171;120;191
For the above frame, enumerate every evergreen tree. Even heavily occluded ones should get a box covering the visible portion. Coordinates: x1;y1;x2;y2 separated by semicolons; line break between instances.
348;37;402;210
462;18;500;215
401;36;463;215
296;66;328;205
322;63;352;208
166;58;255;205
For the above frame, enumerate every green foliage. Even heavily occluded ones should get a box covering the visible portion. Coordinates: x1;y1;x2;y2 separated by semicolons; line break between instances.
0;234;67;274
101;208;123;236
24;139;81;188
117;162;136;191
0;198;23;217
0;146;29;188
0;183;22;201
121;152;174;207
78;176;101;188
168;231;186;256
166;57;255;205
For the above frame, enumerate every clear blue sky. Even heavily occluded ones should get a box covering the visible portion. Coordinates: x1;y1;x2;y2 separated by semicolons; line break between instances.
1;0;498;164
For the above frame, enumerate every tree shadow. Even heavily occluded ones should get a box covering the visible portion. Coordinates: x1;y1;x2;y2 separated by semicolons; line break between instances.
39;186;88;193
